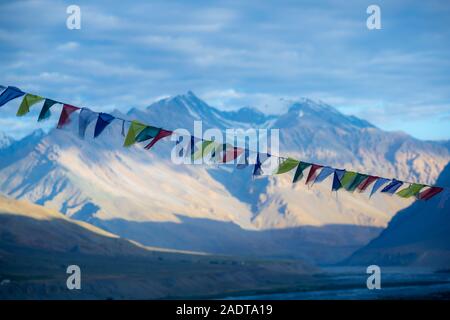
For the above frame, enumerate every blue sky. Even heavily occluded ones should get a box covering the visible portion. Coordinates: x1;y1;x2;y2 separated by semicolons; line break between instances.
0;0;449;140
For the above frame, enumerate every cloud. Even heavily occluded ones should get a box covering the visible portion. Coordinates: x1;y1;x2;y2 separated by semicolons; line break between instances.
200;89;295;114
0;0;449;140
57;41;80;51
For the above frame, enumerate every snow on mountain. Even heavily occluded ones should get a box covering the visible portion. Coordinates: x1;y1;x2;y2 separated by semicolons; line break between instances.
344;163;450;268
0;121;253;227
274;99;447;185
0;92;448;263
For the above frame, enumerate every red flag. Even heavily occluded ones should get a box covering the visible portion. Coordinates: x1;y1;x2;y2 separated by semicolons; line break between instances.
144;129;172;150
222;147;244;163
418;186;443;200
57;104;80;129
357;175;379;192
305;164;323;185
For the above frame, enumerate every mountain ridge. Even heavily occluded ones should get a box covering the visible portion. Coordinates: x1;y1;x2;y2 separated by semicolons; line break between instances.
0;93;448;263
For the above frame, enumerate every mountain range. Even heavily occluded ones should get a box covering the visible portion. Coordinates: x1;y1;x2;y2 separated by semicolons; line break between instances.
0;92;448;264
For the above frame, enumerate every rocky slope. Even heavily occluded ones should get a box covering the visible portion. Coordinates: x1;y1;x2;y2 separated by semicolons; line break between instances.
344;163;450;269
0;195;315;299
0;93;448;263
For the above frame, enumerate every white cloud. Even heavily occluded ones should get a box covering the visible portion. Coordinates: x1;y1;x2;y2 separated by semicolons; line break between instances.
57;42;80;51
0;0;449;140
200;89;296;114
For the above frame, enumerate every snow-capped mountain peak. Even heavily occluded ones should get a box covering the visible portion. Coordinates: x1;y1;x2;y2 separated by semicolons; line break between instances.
0;93;448;263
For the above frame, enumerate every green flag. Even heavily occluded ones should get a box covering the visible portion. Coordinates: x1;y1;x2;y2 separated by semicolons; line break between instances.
135;126;160;143
211;143;228;162
38;99;58;121
17;94;44;116
396;183;425;198
344;173;368;192
192;140;215;160
124;120;147;147
340;171;358;190
292;162;311;183
276;158;300;174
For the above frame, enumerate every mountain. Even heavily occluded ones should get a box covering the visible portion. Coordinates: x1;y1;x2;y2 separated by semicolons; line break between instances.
0;195;316;299
344;163;450;269
0;92;448;264
0;194;153;256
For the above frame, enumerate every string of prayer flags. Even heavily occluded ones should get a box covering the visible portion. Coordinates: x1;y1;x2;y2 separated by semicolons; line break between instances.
381;178;404;194
221;147;244;163
192;140;215;161
57;104;80;128
253;154;277;176
94;113;115;138
370;177;390;197
144;129;173;150
292;162;312;183
305;164;323;185
417;186;444;200
313;166;334;184
189;136;198;159
346;173;368;192
331;169;346;191
357;175;378;192
38;99;59;121
260;154;280;175
276;157;300;175
135;125;160;143
1;85;447;202
253;153;262;176
339;171;358;190
236;148;251;169
212;143;228;163
121;119;126;136
124;120;147;147
0;86;25;108
253;153;274;176
78;108;97;138
396;183;425;198
16;94;44;116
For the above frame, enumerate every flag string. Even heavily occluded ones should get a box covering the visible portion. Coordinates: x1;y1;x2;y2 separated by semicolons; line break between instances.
0;85;447;200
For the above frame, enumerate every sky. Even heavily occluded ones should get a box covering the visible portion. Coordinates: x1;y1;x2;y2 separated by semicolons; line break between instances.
0;0;449;140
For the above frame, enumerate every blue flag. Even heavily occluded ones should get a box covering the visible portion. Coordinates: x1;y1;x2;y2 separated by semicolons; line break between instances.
314;167;334;184
78;108;97;138
332;169;346;191
370;177;390;197
236;148;250;169
0;86;25;107
94;113;115;138
253;153;262;176
381;178;403;194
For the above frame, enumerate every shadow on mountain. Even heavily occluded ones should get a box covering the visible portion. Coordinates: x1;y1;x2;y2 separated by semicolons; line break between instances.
344;163;450;269
207;166;269;214
90;215;383;265
0;213;317;299
0;213;150;257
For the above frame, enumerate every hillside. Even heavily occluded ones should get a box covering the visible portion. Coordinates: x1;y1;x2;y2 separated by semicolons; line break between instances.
0;194;162;256
0;92;448;263
344;163;450;269
0;195;316;299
